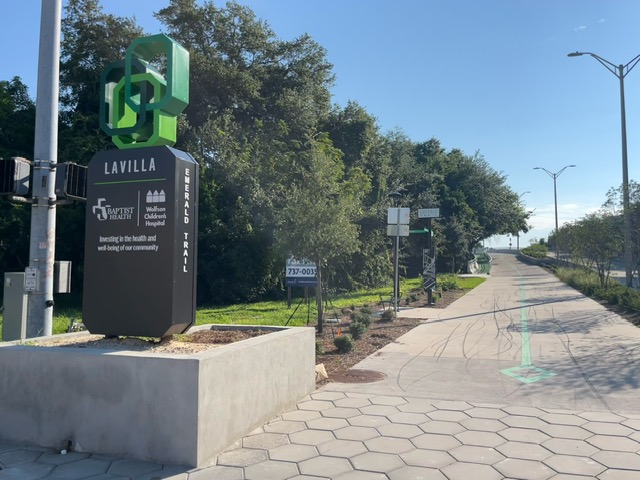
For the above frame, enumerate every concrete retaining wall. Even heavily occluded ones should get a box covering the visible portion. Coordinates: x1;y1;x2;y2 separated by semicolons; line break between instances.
0;325;315;467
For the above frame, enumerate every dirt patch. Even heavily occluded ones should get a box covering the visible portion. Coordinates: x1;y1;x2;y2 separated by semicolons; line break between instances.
33;329;270;354
315;289;466;384
330;369;387;383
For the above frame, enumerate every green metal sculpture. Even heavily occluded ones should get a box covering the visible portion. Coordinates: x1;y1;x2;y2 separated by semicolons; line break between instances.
100;34;189;149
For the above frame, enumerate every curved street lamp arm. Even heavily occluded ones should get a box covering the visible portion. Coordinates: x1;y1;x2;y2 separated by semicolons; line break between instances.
569;51;640;78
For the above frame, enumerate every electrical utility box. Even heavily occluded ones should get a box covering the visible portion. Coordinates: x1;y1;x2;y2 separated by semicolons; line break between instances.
2;273;28;341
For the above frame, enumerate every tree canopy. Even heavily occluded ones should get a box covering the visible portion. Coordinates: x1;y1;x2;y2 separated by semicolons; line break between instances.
0;0;530;305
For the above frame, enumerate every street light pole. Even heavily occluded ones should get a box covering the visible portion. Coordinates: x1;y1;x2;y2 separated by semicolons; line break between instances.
26;0;62;338
534;166;576;257
568;51;640;287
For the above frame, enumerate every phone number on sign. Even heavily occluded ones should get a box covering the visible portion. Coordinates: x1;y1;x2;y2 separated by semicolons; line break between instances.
287;267;317;277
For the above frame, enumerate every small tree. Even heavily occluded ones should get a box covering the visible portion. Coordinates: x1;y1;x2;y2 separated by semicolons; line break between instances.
276;139;370;332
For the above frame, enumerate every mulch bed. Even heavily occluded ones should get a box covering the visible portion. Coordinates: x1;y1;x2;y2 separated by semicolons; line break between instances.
315;289;466;384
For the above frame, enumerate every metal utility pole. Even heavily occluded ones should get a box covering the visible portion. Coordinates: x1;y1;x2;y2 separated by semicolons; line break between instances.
568;51;640;288
388;191;402;313
26;0;62;338
534;165;575;258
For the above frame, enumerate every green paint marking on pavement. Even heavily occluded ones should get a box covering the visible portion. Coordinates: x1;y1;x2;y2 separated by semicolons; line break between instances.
501;266;556;384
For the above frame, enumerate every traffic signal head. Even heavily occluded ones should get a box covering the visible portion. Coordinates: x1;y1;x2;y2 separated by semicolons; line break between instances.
0;157;31;196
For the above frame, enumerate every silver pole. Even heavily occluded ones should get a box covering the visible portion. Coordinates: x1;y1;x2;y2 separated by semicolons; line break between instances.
26;0;62;338
394;210;400;313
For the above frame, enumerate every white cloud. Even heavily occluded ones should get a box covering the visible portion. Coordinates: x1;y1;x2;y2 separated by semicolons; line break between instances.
574;25;587;32
598;18;605;23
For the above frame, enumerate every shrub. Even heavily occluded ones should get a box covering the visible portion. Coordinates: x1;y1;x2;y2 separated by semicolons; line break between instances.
380;309;396;322
438;274;459;291
315;341;324;356
349;321;367;340
360;306;373;315
334;335;354;353
521;243;549;259
354;311;372;327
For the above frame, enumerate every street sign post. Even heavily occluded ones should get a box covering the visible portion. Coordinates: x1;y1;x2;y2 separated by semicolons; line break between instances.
387;207;410;313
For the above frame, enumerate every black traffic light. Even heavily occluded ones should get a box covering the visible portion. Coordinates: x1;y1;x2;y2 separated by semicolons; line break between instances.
0;157;31;196
56;162;87;200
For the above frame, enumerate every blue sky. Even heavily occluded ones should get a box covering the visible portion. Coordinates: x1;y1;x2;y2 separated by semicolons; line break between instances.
4;1;640;247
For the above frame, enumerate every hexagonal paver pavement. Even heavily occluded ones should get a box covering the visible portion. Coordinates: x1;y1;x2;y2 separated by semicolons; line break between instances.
322;407;362;419
334;426;380;441
450;445;506;464
307;417;350;431
543;454;607;476
351;452;405;473
282;409;323;422
494;458;556;480
400;449;456;468
542;438;600;457
586;435;640;452
377;423;424;439
317;439;368;458
289;429;336;446
538;423;593;440
388;465;449;480
348;414;391;428
540;413;587;426
268;444;319;462
299;456;353;477
244;459;299;480
455;430;507;448
592;450;640;470
420;420;466;435
499;427;551;444
495;441;553;461
466;407;509;420
460;417;508;433
582;422;634;436
370;395;407;406
441;461;503;480
365;436;414;454
412;433;462;450
388;411;429;425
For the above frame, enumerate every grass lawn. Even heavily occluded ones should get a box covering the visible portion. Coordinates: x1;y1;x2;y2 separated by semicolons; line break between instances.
0;276;485;340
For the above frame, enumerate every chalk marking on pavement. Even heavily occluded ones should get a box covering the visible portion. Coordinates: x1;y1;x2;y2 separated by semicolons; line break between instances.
501;266;556;384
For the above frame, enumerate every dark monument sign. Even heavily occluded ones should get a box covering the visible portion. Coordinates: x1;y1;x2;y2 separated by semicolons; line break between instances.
83;146;198;337
83;34;198;337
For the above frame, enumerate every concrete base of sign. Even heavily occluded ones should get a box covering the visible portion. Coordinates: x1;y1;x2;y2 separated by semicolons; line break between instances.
0;324;315;467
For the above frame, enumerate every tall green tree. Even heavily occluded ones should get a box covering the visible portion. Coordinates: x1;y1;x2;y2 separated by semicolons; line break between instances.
156;0;336;303
0;77;34;279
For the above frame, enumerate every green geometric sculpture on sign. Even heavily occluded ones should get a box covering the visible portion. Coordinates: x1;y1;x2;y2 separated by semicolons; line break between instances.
99;34;189;149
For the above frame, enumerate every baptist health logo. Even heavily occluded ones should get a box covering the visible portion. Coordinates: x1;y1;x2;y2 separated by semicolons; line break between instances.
92;198;134;222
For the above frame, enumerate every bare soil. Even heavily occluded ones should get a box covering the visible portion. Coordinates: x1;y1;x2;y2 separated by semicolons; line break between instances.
314;288;466;384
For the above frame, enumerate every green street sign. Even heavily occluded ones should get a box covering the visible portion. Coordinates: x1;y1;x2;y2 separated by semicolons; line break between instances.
409;228;430;234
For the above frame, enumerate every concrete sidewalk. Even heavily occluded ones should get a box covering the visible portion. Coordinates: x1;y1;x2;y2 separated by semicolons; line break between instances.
3;252;640;479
